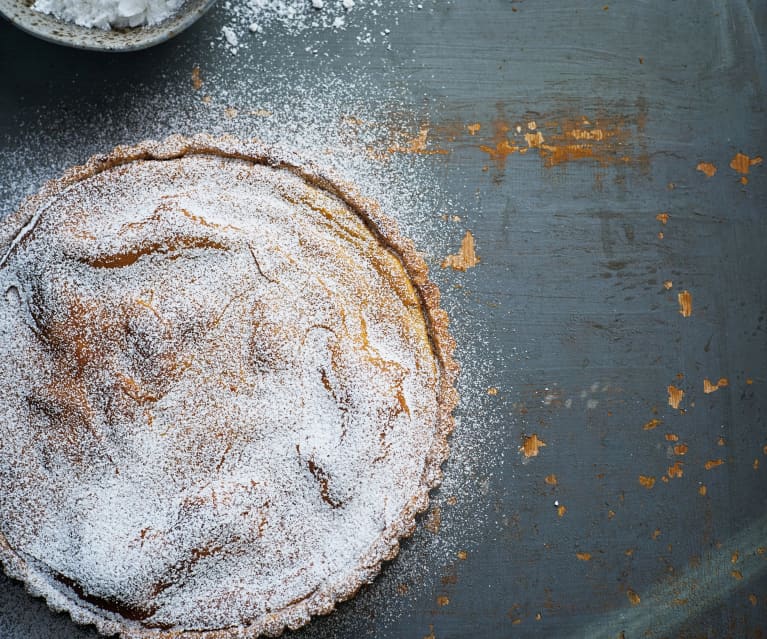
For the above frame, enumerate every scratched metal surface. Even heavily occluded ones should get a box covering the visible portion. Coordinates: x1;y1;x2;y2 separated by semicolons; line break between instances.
1;1;766;638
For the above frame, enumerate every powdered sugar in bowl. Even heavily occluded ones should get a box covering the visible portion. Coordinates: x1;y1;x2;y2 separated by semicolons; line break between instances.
0;0;217;51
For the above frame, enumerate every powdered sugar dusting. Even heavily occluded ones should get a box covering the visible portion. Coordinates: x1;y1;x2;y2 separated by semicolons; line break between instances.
0;59;502;636
0;142;455;635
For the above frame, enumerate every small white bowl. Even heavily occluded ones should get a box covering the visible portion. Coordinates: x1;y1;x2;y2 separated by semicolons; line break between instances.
0;0;218;51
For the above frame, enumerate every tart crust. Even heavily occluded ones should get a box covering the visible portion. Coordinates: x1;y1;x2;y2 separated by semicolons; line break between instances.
0;135;458;639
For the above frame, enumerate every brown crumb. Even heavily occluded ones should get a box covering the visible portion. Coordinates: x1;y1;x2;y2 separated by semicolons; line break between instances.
467;123;481;135
665;433;679;442
576;552;591;561
441;231;480;271
626;589;641;605
520;434;546;458
749;593;758;606
667;385;685;409
704;459;725;470
677;290;692;317
703;377;729;394
673;443;688;456
699;485;707;496
424;506;441;534
643;418;661;431
667;462;684;478
731;570;743;580
191;66;203;91
487;387;498;395
639;475;656;489
436;595;450;606
730;152;763;175
544;474;558;486
663;280;673;290
696;162;717;177
457;550;468;561
557;504;567;517
656;212;669;224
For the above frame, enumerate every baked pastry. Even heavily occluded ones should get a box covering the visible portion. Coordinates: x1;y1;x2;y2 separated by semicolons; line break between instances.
0;136;457;638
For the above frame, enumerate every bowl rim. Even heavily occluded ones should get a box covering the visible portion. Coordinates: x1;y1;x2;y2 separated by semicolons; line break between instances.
0;0;218;52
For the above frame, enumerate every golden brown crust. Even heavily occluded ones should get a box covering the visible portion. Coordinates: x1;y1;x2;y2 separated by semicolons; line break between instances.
0;134;458;639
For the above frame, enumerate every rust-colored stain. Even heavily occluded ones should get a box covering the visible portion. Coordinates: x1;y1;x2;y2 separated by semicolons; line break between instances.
441;231;480;271
436;595;450;606
643;418;661;431
731;570;743;580
673;443;689;456
477;109;648;173
557;504;567;517
704;459;725;470
652;528;662;540
703;377;729;394
639;475;656;489
544;474;558;486
746;378;754;385
479;118;521;171
729;152;763;175
525;131;545;148
457;550;468;561
741;176;749;185
487;387;498;395
520;434;546;458
663;280;673;290
388;126;449;155
665;433;679;442
699;485;707;496
576;552;592;561
467;123;481;135
677;290;693;317
191;66;203;91
668;462;684;478
731;551;740;564
626;589;641;606
696;162;717;177
625;548;634;556
749;594;758;606
656;212;669;224
667;385;685;409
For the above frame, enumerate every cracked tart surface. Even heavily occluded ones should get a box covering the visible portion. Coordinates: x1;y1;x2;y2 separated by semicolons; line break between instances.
0;136;457;638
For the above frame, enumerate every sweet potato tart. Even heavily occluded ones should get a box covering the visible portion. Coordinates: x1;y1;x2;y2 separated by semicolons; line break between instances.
0;135;458;638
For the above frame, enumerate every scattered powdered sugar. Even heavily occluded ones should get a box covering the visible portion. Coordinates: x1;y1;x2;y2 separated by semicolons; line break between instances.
31;0;185;29
217;0;427;54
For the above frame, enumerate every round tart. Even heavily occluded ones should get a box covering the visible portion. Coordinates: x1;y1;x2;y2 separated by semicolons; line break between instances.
0;136;457;638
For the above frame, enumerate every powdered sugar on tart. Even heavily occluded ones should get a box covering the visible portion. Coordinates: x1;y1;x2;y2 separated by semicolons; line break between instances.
0;136;457;638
